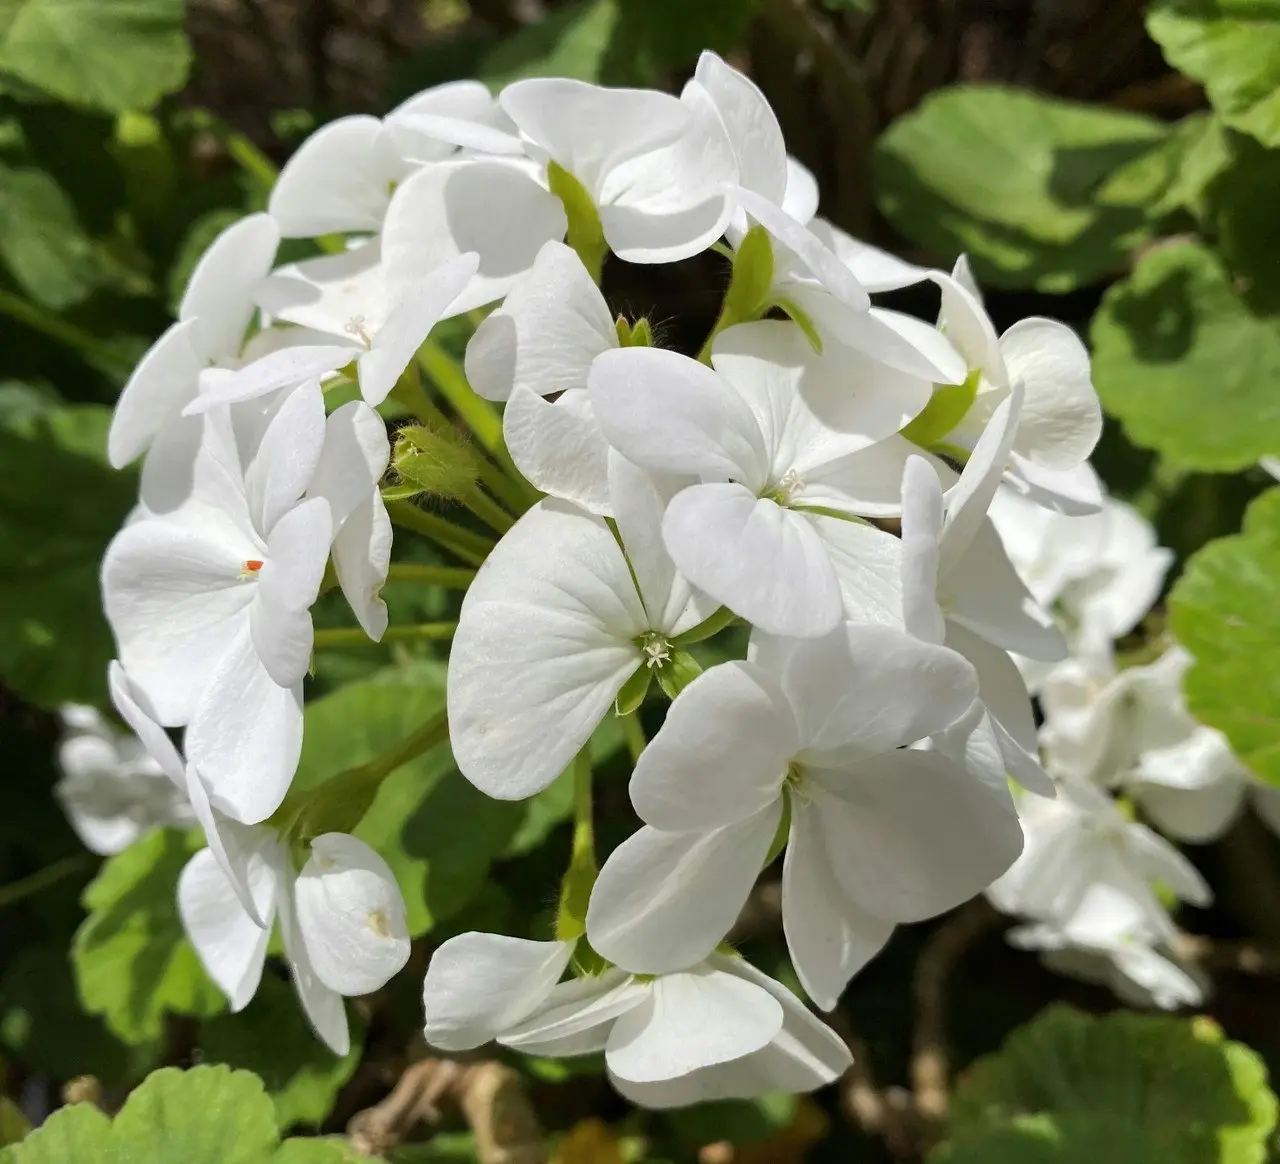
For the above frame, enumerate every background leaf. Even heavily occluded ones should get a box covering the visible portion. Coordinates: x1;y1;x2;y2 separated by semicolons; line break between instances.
1092;240;1280;471
0;163;99;309
0;0;191;114
72;829;224;1044
873;84;1170;291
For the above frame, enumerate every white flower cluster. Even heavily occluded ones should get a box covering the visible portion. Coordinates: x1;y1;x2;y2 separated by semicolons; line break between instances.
81;50;1242;1106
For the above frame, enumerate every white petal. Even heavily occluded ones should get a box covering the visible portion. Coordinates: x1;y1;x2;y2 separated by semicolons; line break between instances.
102;513;257;725
764;622;977;754
177;845;278;1011
260;496;332;612
945;521;1066;661
695;52;787;206
333;494;392;640
900;456;946;645
711;320;918;463
589;347;767;485
1127;823;1212;906
276;860;351;1056
1134;781;1243;844
138;413;205;514
185;764;273;927
294;833;411;996
630;659;794;831
385;80;519;161
106;660;184;786
308;401;390;527
808;219;933;292
599;192;733;267
799;434;919;518
423;933;573;1051
382;159;567;315
811;515;904;628
250;598;314;688
500;971;647;1056
357;253;479;406
465;240;616;402
587;805;780;975
605;965;782;1084
269;115;407;237
499;78;689;195
187;346;355;413
811;749;1022;922
244;382;328;534
735;187;869;312
185;626;303;824
448;502;646;799
663;485;842;638
504;387;612;515
179;212;280;359
108;320;205;467
933;265;1003;384
783;799;895;1009
1000;318;1100;470
782;157;820;224
1003;455;1104;516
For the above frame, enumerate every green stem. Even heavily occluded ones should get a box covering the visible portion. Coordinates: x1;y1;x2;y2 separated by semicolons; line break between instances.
386;563;476;589
313;623;457;649
622;713;647;766
462;486;515;534
671;605;739;647
0;290;131;382
386;501;492;567
363;709;451;784
0;853;95;911
555;749;597;942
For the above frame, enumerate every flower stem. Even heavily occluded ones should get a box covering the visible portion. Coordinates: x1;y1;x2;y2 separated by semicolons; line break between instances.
386;501;492;567
386;563;476;589
671;605;739;647
462;485;515;535
313;622;457;649
555;749;597;942
622;712;646;766
0;853;95;911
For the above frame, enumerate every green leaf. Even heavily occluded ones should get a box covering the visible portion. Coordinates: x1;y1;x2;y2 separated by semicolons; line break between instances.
1147;0;1280;149
295;669;523;936
0;1065;378;1163
199;977;362;1131
874;84;1171;291
0;163;98;309
0;402;137;707
1171;487;1280;785
1201;131;1280;309
72;829;225;1045
1092;240;1280;471
0;0;191;114
479;0;620;85
0;1098;30;1147
614;0;761;73
939;1005;1277;1163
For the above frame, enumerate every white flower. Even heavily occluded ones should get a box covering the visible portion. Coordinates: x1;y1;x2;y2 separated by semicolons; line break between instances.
464;240;618;513
108;213;280;506
55;694;193;856
179;824;409;1055
102;387;332;822
447;456;712;800
586;622;1021;1009
189;245;479;410
915;257;1102;514
590;320;929;637
989;778;1210;944
898;394;1064;796
422;933;850;1108
1007;880;1204;1010
383;80;522;163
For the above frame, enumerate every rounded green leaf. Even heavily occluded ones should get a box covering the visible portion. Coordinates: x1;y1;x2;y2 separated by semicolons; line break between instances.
942;1005;1276;1164
874;84;1170;291
0;0;191;113
1148;0;1280;149
1092;240;1280;471
72;829;225;1044
1171;487;1280;786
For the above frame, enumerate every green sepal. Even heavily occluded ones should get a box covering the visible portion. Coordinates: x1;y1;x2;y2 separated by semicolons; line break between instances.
627;316;654;347
615;315;634;346
671;605;739;647
554;838;597;943
655;649;702;700
547;160;607;283
614;664;653;716
569;937;612;979
392;423;481;501
901;367;981;450
772;296;824;353
725;225;775;319
379;482;422;503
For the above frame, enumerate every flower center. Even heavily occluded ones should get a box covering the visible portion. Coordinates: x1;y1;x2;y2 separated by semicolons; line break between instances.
638;631;672;669
765;468;805;507
784;760;809;803
344;314;373;346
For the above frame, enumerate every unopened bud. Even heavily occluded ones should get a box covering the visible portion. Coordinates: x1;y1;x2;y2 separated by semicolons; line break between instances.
391;423;481;501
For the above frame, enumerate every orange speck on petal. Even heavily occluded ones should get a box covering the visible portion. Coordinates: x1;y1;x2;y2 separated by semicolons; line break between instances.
244;559;264;573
